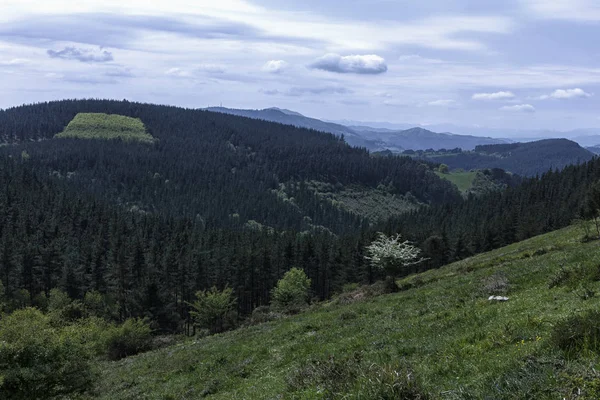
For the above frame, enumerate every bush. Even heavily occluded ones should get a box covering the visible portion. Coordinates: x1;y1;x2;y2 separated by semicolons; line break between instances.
271;268;311;313
247;305;282;326
0;308;94;399
551;311;600;356
287;354;429;399
105;318;152;360
188;286;237;334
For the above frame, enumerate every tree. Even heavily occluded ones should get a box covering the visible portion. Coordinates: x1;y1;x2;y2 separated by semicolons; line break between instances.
188;286;236;334
438;164;449;174
0;308;94;399
365;233;424;279
271;268;311;313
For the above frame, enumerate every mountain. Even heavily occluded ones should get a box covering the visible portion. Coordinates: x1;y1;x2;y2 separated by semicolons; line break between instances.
203;106;376;148
205;107;507;151
361;126;507;151
4;99;600;399
416;139;594;176
587;145;600;155
83;223;600;399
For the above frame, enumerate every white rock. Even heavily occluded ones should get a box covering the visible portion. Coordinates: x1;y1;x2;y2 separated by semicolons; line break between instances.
488;295;509;301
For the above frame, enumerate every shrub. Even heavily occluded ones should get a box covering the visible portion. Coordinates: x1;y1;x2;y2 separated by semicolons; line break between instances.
188;286;237;334
0;308;94;399
551;311;600;356
482;272;510;295
105;318;152;360
271;268;311;313
247;305;282;326
287;354;429;399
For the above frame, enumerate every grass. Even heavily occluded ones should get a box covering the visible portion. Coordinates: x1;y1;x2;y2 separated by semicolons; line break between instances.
55;113;155;144
435;170;477;193
76;223;600;399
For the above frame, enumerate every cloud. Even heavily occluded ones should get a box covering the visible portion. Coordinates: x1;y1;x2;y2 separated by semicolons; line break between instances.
428;99;457;106
262;60;287;74
309;54;388;75
472;91;515;100
47;46;113;63
522;0;600;21
262;86;351;96
165;64;225;78
0;58;30;66
500;104;536;113
538;88;592;100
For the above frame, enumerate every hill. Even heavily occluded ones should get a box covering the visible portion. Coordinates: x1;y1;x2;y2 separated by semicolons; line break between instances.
204;107;507;151
0;100;460;234
55;113;155;143
362;126;507;151
204;106;376;149
82;223;600;399
415;139;594;176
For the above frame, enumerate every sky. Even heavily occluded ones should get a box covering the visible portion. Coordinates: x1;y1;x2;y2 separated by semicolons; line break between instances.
1;0;600;132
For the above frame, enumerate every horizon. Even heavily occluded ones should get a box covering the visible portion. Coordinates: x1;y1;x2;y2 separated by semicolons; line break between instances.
2;0;600;132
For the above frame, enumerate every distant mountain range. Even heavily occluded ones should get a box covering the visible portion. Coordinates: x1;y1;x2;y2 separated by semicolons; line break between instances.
204;107;507;151
331;119;600;147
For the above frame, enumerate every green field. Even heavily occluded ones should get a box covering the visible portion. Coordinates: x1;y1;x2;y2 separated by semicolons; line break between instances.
55;113;155;144
79;223;600;399
435;170;477;193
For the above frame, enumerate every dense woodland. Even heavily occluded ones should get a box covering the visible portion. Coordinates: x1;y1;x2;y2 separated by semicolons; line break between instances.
0;99;598;334
411;139;594;176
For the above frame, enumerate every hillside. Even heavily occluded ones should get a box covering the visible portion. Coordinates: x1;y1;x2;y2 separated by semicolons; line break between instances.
80;223;600;399
0;100;460;234
55;113;155;143
203;107;506;151
204;106;376;149
416;139;594;176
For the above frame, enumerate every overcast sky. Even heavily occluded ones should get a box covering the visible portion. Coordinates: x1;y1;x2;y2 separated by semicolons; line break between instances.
1;0;600;131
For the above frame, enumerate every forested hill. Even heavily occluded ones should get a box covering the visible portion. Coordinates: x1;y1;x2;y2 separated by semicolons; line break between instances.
0;100;461;233
414;138;594;176
2;99;600;337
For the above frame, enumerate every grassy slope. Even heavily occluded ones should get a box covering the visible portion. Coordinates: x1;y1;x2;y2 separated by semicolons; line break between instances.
55;113;155;143
83;224;600;399
435;170;477;193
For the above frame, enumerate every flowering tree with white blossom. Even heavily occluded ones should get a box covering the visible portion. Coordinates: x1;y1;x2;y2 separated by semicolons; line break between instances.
365;233;425;278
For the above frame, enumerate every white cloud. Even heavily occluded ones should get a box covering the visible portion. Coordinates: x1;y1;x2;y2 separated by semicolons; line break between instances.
165;67;193;77
472;91;515;100
538;88;592;100
165;64;225;78
500;104;535;113
522;0;600;21
0;58;30;66
427;99;456;106
309;54;388;75
262;60;287;74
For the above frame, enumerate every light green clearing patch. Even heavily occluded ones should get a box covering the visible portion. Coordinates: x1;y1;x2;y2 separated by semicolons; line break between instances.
81;223;600;400
435;170;477;193
55;113;155;144
306;181;420;222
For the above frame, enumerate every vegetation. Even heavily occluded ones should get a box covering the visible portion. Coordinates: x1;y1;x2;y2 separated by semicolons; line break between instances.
58;223;600;399
55;113;155;143
417;139;594;176
188;287;237;334
434;169;477;192
271;268;311;313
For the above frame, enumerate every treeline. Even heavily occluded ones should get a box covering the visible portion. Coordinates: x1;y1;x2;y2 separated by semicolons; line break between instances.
0;99;461;234
0;100;599;335
0;157;383;332
416;139;594;176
